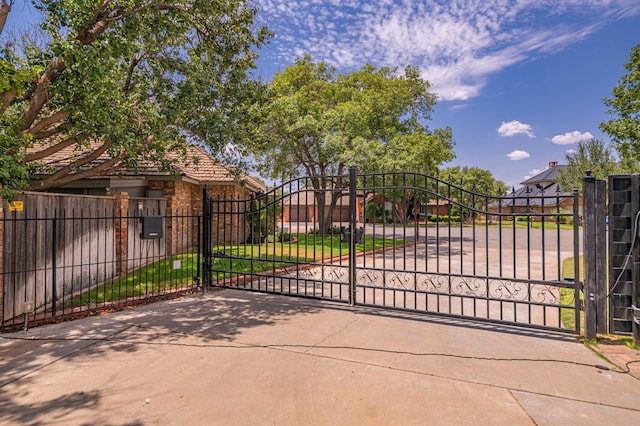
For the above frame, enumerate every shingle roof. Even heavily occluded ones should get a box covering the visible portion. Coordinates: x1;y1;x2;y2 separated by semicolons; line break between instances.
520;165;567;186
28;141;266;192
489;164;574;208
502;182;572;207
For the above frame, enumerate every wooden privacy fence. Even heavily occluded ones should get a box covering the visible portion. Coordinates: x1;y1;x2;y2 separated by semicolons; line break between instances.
1;191;200;329
2;193;116;321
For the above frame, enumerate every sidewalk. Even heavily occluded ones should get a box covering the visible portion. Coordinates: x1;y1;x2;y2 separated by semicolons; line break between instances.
594;338;640;380
2;289;639;425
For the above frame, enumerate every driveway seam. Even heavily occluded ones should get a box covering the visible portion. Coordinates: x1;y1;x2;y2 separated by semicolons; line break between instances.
304;316;361;353
243;341;640;414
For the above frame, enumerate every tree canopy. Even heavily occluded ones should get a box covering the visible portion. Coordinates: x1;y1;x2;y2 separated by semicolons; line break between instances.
250;56;455;232
601;44;640;161
251;56;455;181
440;166;507;196
0;0;269;198
557;138;638;192
439;166;507;220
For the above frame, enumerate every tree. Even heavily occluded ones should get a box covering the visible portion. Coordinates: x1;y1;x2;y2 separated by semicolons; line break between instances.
601;44;640;161
0;1;11;36
557;138;639;192
0;0;269;198
251;56;455;232
440;166;507;221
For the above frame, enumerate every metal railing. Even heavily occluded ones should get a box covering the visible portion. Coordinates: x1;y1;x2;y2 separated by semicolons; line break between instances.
204;168;582;333
1;204;202;331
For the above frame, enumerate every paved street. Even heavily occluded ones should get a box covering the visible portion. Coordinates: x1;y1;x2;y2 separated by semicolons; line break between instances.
282;222;582;255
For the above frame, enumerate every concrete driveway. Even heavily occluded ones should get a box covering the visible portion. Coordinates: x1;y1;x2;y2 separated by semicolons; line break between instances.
1;289;639;425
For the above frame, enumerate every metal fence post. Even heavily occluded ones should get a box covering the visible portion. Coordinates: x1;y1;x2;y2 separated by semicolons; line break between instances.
349;166;357;306
583;174;607;340
202;186;212;293
573;188;581;334
51;216;57;317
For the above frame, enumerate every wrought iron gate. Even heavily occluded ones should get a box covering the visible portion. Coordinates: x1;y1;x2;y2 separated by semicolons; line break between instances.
204;168;582;333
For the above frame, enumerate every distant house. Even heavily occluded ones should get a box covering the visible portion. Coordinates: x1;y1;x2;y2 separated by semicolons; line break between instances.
424;198;452;217
488;161;581;219
282;190;363;223
362;193;434;223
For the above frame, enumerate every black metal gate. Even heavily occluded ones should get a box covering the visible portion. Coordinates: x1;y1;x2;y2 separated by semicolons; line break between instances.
204;168;582;333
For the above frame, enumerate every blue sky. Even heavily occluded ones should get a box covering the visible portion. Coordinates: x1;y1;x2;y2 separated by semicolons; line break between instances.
6;0;640;189
252;0;640;189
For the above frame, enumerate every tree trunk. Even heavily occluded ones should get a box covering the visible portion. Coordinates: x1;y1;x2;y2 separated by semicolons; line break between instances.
0;0;11;37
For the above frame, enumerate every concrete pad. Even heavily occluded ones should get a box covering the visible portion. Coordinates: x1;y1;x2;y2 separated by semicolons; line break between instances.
2;289;640;425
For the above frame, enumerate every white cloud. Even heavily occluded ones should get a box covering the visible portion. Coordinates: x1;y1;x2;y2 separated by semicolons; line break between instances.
498;121;535;138
507;150;531;160
256;1;640;101
525;168;545;180
524;166;557;180
566;148;577;155
550;130;594;145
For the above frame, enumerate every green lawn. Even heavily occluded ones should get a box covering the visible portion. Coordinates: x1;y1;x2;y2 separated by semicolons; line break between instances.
60;252;201;309
63;233;402;307
560;256;584;333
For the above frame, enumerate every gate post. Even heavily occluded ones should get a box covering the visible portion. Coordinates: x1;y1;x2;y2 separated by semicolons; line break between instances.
348;166;357;306
583;174;607;340
202;186;212;292
608;175;640;344
573;188;582;333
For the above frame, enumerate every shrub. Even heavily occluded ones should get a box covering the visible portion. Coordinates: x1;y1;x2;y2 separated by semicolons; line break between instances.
427;214;461;223
277;232;293;242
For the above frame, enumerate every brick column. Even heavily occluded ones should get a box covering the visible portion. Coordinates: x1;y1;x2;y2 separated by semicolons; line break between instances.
165;182;177;256
112;192;129;276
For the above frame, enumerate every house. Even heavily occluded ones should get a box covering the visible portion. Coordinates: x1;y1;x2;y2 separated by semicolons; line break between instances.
29;143;264;203
361;192;454;223
488;161;581;220
1;143;266;323
423;198;453;217
27;142;266;246
282;190;363;224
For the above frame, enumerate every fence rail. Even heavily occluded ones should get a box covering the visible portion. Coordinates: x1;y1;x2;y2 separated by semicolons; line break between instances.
1;193;202;331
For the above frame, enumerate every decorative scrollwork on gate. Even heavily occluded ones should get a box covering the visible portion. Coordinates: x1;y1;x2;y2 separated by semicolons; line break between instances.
491;279;528;301
530;284;561;304
324;265;348;283
356;270;563;305
453;277;485;297
387;271;414;290
356;269;383;286
296;264;348;283
416;274;450;293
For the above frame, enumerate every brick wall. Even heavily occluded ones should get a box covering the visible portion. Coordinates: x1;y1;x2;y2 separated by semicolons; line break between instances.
208;185;249;245
148;181;190;254
148;180;252;248
112;191;129;276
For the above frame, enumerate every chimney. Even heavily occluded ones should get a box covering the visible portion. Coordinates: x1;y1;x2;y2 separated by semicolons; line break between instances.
548;161;558;169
